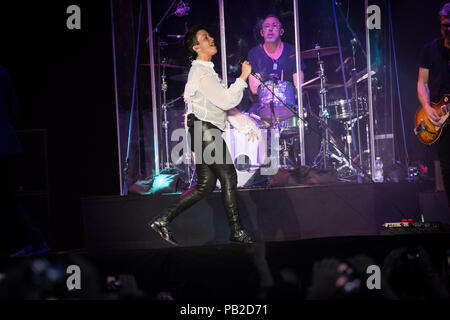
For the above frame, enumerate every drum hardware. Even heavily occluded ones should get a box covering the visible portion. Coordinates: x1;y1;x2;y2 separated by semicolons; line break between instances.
251;72;307;169
160;59;171;169
247;48;374;182
339;111;366;175
250;72;304;126
301;76;320;88
313;44;332;169
290;46;348;60
170;73;236;83
280;139;296;168
159;59;193;187
345;65;376;87
303;83;344;90
149;1;195;186
249;48;372;179
140;62;185;69
304;44;361;175
349;38;364;172
257;79;296;123
327;97;368;120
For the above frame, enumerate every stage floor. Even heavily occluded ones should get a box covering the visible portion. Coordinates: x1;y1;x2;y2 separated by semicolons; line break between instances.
81;182;450;251
1;234;449;300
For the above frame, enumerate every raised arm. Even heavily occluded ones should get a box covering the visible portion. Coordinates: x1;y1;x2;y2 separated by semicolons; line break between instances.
197;60;252;111
249;73;262;95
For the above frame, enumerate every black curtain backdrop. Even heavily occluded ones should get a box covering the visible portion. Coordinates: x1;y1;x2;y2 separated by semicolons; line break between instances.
0;1;119;251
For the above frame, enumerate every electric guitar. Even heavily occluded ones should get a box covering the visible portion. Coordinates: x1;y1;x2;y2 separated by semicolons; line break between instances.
414;94;450;145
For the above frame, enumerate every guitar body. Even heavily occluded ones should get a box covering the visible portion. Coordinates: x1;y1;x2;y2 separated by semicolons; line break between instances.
414;94;450;145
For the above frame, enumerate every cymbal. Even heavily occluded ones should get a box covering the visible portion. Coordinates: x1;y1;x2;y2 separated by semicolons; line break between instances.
140;63;185;69
303;83;344;90
170;73;236;83
291;47;346;60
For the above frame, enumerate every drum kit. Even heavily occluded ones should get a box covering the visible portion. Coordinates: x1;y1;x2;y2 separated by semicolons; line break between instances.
240;43;375;181
145;40;376;186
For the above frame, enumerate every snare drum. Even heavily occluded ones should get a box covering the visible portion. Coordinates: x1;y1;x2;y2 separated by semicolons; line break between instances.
327;97;368;120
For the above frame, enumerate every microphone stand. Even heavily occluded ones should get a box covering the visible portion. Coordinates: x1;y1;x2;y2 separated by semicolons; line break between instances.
153;0;178;33
335;2;366;56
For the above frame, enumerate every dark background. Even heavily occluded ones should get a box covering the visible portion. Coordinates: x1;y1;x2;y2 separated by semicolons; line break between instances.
0;1;119;251
0;0;446;251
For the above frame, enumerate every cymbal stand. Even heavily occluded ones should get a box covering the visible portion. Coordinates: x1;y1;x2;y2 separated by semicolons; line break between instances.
160;59;171;168
312;45;334;169
350;39;364;171
338;116;362;178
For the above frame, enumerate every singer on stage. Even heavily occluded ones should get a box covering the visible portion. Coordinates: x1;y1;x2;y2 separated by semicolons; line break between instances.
148;24;259;245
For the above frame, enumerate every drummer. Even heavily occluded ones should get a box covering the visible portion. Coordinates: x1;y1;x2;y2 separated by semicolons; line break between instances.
248;14;305;95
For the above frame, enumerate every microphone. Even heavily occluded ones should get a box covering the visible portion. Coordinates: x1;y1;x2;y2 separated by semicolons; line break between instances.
174;1;190;17
236;58;257;77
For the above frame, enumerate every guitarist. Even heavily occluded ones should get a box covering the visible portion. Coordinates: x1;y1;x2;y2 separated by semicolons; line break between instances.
418;3;450;207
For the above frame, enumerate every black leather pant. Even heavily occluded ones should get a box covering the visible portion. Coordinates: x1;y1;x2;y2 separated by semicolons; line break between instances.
161;114;243;231
436;126;450;207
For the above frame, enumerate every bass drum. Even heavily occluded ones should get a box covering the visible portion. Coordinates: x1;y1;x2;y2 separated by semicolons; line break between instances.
219;114;268;188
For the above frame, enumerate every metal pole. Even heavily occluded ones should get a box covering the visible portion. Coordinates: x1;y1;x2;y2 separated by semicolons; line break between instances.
218;0;227;84
147;0;160;175
293;0;306;166
365;0;376;176
110;0;123;195
218;0;234;157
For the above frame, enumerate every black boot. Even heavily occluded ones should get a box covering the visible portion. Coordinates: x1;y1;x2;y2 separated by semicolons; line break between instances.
228;216;253;244
148;215;178;246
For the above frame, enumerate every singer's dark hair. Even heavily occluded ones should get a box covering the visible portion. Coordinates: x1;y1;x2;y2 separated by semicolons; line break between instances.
183;24;206;60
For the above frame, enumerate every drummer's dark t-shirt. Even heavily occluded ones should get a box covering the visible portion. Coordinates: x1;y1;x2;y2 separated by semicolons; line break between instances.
247;42;305;85
419;38;450;103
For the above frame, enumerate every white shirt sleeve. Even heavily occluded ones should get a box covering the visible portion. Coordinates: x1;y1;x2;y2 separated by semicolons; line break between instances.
226;108;261;136
197;74;248;111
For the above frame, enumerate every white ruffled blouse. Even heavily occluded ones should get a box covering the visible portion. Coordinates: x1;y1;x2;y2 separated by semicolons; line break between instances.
183;59;260;135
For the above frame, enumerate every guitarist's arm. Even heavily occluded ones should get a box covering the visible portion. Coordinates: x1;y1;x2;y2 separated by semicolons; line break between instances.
418;67;441;125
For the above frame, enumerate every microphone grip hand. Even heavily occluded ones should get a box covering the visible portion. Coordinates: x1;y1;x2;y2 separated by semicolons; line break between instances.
239;60;252;82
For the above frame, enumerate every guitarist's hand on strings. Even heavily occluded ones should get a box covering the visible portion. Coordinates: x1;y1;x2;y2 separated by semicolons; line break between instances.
424;105;441;126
